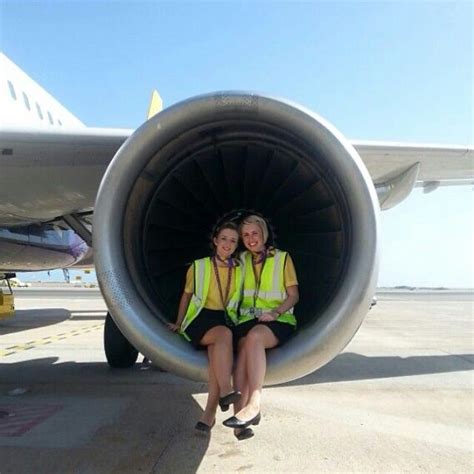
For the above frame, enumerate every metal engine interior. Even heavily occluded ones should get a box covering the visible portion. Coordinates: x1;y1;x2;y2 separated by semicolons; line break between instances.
94;93;379;384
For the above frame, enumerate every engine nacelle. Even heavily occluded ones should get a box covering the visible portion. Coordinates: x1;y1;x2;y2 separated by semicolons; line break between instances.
93;92;379;384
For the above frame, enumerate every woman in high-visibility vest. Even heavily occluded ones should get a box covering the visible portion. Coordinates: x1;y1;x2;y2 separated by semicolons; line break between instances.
223;214;299;438
168;221;242;433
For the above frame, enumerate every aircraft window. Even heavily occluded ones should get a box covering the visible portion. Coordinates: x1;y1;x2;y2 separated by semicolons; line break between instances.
22;92;31;110
7;80;17;100
36;102;44;120
47;111;54;125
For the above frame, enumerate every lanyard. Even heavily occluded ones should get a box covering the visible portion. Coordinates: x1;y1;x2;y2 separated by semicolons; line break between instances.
212;256;233;310
251;250;267;309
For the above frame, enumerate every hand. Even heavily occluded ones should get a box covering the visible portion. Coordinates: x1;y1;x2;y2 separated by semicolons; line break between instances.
258;312;277;322
167;322;181;332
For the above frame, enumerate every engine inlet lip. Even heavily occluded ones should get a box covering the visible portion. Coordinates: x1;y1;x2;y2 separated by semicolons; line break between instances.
94;92;379;384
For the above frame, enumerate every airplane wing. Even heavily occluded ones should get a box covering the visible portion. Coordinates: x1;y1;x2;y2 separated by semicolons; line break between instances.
2;51;472;274
3;124;470;274
354;141;473;209
0;127;132;227
0;130;473;227
354;141;474;187
2;87;473;379
0;126;133;271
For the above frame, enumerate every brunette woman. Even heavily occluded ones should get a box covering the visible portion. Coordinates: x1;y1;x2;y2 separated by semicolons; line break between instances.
169;222;242;432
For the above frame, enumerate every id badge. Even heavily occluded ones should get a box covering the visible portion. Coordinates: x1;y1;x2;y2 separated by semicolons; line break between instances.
250;308;262;318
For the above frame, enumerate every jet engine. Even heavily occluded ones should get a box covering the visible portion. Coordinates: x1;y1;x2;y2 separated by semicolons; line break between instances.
93;92;379;384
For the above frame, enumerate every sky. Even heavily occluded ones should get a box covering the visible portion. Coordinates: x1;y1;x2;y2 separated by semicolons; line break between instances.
0;1;472;287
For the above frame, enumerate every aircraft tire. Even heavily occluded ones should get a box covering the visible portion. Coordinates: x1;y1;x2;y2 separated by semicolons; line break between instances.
104;312;139;368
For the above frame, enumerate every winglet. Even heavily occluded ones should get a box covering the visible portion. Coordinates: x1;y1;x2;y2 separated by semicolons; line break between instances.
147;90;163;119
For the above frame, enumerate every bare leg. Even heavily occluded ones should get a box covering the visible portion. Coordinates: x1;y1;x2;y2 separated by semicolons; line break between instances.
200;325;234;397
234;325;278;421
233;338;250;436
233;338;249;413
198;345;219;426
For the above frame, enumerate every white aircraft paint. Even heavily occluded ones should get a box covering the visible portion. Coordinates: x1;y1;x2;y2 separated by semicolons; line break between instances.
0;53;84;130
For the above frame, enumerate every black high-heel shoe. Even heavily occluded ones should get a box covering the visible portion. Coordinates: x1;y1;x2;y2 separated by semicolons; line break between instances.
223;412;261;429
194;419;215;434
234;427;254;441
218;391;241;412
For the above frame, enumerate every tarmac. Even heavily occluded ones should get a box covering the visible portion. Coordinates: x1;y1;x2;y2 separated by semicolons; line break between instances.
0;288;473;473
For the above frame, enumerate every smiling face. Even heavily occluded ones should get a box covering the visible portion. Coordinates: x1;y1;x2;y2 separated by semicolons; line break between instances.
241;223;266;253
213;227;239;260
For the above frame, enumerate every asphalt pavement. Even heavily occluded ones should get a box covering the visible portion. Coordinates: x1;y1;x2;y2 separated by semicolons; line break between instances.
0;289;472;473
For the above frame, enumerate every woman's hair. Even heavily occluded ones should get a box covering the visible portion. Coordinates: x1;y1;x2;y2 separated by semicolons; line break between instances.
212;220;239;239
239;214;269;244
211;221;239;254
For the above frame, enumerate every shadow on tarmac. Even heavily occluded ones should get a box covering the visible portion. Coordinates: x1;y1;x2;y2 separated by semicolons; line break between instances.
0;357;207;389
0;358;213;472
0;309;71;335
2;352;472;389
0;309;106;335
280;352;474;387
1;352;472;468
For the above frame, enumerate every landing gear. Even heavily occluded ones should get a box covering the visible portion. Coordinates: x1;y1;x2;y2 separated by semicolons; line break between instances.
104;312;138;368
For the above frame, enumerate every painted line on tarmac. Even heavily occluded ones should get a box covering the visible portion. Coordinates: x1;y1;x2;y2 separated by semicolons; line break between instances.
0;324;103;358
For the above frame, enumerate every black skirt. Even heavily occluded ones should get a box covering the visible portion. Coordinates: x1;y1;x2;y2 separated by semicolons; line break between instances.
233;319;295;346
184;308;230;349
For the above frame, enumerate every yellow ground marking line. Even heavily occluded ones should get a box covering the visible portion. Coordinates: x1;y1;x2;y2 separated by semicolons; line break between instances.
0;324;103;358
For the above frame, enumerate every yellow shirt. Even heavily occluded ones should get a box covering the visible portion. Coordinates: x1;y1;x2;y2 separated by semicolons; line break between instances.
250;251;298;288
184;262;238;310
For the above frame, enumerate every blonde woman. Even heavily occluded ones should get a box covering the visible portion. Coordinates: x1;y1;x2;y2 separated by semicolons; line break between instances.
223;215;299;439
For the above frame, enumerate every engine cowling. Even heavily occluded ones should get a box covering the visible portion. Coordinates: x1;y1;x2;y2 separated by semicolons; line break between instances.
93;92;379;384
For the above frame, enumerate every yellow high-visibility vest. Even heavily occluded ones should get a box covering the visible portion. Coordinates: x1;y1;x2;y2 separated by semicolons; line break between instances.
180;257;242;339
238;250;296;326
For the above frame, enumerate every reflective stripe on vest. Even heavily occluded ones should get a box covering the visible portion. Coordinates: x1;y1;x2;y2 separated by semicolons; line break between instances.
180;257;242;337
238;250;296;326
